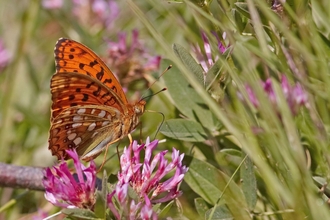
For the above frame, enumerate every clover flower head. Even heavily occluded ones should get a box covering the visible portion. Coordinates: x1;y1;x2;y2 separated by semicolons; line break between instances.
107;138;188;219
71;0;119;29
106;30;161;89
192;30;227;73
91;0;119;29
43;149;97;210
245;75;308;116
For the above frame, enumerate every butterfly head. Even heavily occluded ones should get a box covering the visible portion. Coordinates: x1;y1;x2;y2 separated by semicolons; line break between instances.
134;100;146;116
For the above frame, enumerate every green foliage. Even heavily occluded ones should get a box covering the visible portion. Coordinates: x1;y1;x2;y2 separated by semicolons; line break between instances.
1;0;330;219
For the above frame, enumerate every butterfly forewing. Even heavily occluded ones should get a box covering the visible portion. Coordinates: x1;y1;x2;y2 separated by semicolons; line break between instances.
51;72;127;120
54;38;128;104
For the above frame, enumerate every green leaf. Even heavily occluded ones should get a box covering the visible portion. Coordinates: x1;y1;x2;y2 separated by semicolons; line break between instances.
234;3;250;19
183;156;230;205
94;170;108;218
205;60;221;88
217;135;241;150
62;208;99;219
218;148;242;157
234;2;269;26
161;59;221;130
240;154;257;211
194;142;218;162
195;198;209;218
160;119;207;142
173;44;205;86
215;149;242;168
205;60;225;102
205;205;233;220
159;200;174;218
183;156;250;219
234;8;248;34
101;170;107;198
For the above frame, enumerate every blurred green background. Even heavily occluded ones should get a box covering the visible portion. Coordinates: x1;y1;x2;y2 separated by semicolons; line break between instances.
2;0;330;219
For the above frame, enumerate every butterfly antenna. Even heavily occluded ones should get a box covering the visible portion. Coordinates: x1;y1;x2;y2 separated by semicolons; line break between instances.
116;143;121;173
141;88;167;101
142;65;172;97
97;145;110;173
97;143;121;173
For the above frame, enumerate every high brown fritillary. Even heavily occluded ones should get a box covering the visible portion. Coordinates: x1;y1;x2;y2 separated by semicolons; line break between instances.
49;38;146;161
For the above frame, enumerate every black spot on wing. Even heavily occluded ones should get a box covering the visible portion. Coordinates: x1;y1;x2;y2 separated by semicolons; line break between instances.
96;67;104;80
104;96;115;105
82;94;89;101
103;78;112;84
101;92;110;98
93;86;101;96
90;60;98;67
86;81;95;88
79;63;85;70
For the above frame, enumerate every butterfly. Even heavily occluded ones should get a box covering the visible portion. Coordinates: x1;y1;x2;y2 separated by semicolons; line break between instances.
49;38;146;161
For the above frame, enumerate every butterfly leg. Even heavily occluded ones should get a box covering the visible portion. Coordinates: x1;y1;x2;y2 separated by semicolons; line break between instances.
139;121;143;144
97;145;110;173
128;133;133;144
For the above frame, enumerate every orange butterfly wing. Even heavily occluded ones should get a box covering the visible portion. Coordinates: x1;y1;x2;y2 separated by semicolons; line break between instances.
49;38;146;161
52;38;128;120
49;103;125;161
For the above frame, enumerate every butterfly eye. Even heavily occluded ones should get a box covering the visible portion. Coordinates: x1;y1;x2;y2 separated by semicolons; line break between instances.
134;106;141;114
134;105;145;115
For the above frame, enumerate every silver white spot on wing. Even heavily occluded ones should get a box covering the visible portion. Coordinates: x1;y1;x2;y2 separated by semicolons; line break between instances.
72;123;82;128
88;122;96;131
92;131;98;138
68;133;77;140
102;121;110;126
98;110;106;118
73;137;82;145
73;115;82;122
77;108;86;114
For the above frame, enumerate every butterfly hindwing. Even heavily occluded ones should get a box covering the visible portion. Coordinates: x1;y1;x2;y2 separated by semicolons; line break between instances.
49;105;123;160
